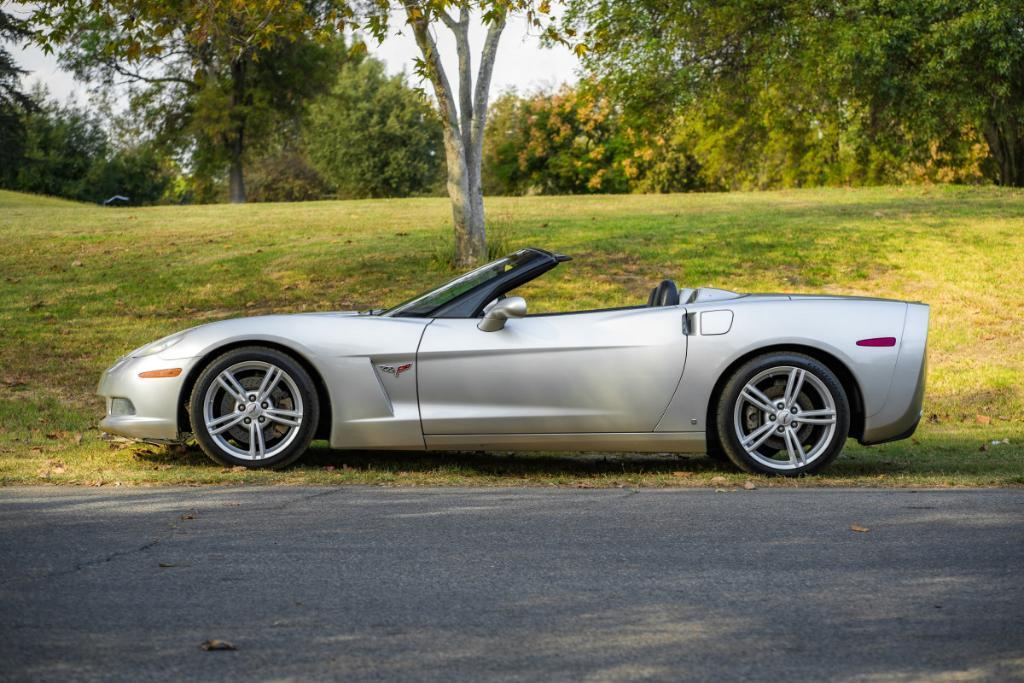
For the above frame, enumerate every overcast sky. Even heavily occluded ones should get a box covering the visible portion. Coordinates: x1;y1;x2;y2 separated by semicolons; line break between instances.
11;11;580;106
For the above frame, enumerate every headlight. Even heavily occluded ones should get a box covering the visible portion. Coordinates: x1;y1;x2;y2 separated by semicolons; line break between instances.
131;333;185;357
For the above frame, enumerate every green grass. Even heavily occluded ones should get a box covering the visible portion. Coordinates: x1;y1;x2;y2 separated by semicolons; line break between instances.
1;185;1021;487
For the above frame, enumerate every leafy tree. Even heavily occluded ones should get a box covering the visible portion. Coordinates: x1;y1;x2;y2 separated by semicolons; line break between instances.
363;1;573;266
13;89;109;200
304;57;443;198
0;9;34;187
247;148;331;203
564;0;1019;186
86;143;172;205
11;88;170;204
483;83;710;194
29;1;348;202
484;85;629;194
836;0;1024;186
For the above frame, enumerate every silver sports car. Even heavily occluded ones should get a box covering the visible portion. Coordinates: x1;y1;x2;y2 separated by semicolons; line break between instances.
98;247;929;475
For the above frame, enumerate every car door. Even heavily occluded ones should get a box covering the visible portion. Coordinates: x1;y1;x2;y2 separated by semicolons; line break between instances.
416;305;688;434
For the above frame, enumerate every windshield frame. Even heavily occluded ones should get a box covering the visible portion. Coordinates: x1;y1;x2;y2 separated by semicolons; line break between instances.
382;248;563;318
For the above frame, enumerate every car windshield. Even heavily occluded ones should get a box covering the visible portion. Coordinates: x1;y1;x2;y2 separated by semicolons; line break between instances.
383;250;537;317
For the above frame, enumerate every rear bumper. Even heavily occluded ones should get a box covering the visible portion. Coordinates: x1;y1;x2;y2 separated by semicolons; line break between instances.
97;354;199;442
859;304;929;445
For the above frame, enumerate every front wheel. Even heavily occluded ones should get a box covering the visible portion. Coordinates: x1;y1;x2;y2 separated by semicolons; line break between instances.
190;346;319;469
716;352;850;476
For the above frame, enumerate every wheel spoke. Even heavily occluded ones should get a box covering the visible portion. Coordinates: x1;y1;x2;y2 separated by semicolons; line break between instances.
797;408;837;425
217;371;247;402
784;368;806;407
209;413;245;435
742;421;776;452
784;426;805;466
248;422;265;459
265;408;300;427
741;385;775;413
208;412;240;427
255;423;266;458
257;367;283;401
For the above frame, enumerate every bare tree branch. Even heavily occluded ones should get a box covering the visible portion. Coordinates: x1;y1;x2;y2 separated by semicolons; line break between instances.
437;8;460;31
404;4;461;150
108;61;197;89
450;2;473;158
471;8;507;154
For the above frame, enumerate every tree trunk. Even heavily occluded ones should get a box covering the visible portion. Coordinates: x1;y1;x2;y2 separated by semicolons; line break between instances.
228;148;246;203
227;57;248;203
406;2;504;267
440;121;477;266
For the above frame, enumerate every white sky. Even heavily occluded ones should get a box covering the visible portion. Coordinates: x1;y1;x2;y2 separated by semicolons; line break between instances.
11;10;579;107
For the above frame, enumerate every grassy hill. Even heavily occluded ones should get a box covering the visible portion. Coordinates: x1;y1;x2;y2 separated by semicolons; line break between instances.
1;186;1021;486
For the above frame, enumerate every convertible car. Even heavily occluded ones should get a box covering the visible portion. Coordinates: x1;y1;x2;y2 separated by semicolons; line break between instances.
98;247;929;475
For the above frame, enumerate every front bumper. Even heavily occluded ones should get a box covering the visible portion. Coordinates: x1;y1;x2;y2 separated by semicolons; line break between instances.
97;354;200;442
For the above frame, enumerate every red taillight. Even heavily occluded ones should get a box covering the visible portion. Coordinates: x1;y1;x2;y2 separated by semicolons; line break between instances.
856;337;896;347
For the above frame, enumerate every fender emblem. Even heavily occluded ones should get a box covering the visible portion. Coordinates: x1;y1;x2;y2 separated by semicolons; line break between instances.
379;362;413;377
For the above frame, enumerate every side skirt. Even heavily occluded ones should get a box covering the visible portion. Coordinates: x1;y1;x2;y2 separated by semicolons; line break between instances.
422;432;706;453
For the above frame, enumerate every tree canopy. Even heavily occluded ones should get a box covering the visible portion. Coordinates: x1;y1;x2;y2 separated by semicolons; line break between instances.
564;0;1022;186
305;57;443;198
30;0;349;202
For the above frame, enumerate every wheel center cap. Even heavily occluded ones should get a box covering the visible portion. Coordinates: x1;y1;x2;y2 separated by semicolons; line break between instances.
778;411;793;426
246;403;262;418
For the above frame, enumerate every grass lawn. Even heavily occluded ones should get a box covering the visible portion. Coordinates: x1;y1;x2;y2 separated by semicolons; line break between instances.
1;185;1021;487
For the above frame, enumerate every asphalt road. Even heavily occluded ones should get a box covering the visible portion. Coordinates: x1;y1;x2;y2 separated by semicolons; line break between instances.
1;487;1022;682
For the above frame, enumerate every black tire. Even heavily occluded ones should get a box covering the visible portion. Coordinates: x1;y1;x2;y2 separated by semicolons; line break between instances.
716;352;850;476
190;346;319;469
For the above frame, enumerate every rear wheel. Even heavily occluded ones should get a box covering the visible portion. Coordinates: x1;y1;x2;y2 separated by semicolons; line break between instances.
716;352;849;475
190;346;319;469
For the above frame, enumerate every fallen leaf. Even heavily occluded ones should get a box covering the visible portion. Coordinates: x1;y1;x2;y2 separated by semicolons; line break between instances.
323;465;336;472
159;562;176;568
709;475;728;485
199;639;236;651
71;259;83;267
180;512;195;520
72;432;83;445
976;414;992;425
743;481;757;490
230;466;247;473
850;524;870;533
671;471;692;478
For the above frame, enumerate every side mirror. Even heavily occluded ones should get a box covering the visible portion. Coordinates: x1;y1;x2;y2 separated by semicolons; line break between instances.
478;296;527;332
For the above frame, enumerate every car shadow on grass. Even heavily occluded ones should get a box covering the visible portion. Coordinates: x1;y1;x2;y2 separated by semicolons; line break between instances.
300;445;731;478
126;425;1023;486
